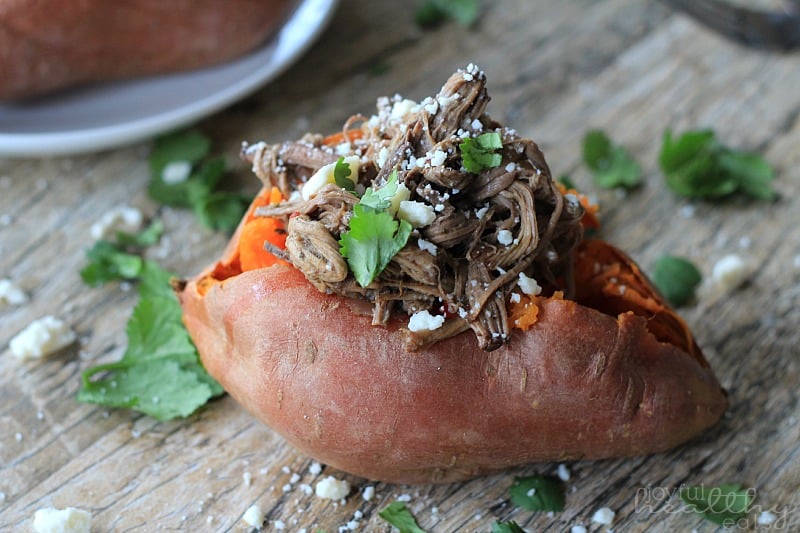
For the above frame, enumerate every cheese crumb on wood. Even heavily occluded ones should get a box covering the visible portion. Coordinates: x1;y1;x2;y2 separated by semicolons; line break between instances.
33;507;92;533
161;160;192;184
241;504;264;528
0;278;28;307
315;476;350;500
10;316;76;360
591;506;615;526
90;205;143;241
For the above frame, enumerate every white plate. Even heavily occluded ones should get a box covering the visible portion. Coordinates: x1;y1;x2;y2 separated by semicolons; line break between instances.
0;0;338;158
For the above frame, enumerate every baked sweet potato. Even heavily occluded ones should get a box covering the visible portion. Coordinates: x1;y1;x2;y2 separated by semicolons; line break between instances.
177;66;728;484
0;0;294;100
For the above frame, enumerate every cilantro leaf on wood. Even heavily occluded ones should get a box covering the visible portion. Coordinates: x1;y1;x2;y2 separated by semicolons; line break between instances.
333;156;357;193
650;255;702;307
339;205;412;287
582;130;642;189
509;475;565;512
80;221;164;286
416;0;479;27
679;484;752;526
78;261;223;421
460;132;503;173
378;502;428;533
492;520;527;533
659;129;775;200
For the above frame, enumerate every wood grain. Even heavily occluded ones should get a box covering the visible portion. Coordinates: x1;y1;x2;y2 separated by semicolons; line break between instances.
2;0;799;531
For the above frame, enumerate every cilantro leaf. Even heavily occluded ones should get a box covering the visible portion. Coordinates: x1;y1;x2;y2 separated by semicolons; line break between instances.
360;170;400;211
378;502;428;533
340;206;412;287
333;156;357;193
650;255;702;307
582;130;642;189
679;484;752;526
460;132;503;173
509;475;565;512
78;262;223;420
192;191;250;233
415;0;479;27
659;129;774;199
80;221;164;286
114;220;164;247
492;521;527;533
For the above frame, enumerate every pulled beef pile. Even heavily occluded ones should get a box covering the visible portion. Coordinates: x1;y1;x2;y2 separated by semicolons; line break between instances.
242;65;585;351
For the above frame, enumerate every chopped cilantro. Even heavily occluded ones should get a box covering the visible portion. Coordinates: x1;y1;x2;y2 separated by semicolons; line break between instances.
378;502;428;533
415;0;479;27
582;130;642;189
148;130;249;232
650;255;702;307
659;129;775;200
460;132;503;173
492;520;527;533
679;484;752;526
509;475;565;512
80;221;164;286
360;170;400;211
77;261;223;421
333;156;357;193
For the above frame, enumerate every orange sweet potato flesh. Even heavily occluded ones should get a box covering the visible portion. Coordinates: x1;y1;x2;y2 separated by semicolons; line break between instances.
178;190;728;484
0;0;294;100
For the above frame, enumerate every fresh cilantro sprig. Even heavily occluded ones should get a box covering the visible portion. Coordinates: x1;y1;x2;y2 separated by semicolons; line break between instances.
582;130;642;189
650;255;702;307
509;475;565;512
679;484;752;526
416;0;479;27
659;129;775;200
492;520;527;533
460;132;503;173
80;221;164;286
333;156;357;193
378;502;428;533
148;130;250;232
339;171;412;287
77;261;223;420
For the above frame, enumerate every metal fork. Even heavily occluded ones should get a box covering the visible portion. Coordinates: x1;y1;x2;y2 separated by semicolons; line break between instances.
659;0;800;51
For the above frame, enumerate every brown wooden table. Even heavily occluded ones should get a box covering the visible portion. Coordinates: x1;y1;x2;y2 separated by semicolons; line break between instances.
2;0;799;531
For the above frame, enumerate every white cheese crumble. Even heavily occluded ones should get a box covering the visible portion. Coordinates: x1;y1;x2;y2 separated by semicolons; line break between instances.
429;149;448;167
757;510;777;525
0;278;28;307
390;99;418;120
388;183;411;216
417;238;438;256
10;316;76;360
376;146;390;169
509;293;521;304
557;463;571;481
497;229;514;246
570;526;587;533
517;273;542;296
408;310;446;332
362;485;375;501
592;507;616;526
241;504;264;528
470;118;483;131
397;201;436;228
475;205;490;219
315;476;350;500
302;155;361;200
161;160;192;184
90;205;143;241
33;507;92;533
710;254;750;292
309;462;322;475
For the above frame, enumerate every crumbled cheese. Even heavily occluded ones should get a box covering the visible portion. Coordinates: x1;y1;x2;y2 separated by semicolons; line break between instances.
570;526;587;533
397;493;412;502
376;146;390;169
33;507;92;533
408;310;446;332
388;183;411;216
241;504;264;528
429;149;447;167
390;99;418;120
90;205;143;240
592;507;615;526
362;485;375;501
315;476;350;500
309;462;322;476
509;293;521;304
397;201;436;228
243;471;252;487
417;238;438;256
0;278;28;307
475;205;490;219
470;118;483;131
497;229;514;246
517;273;542;296
557;464;571;481
274;519;286;530
10;316;76;360
335;142;352;156
422;97;439;115
757;510;777;525
505;162;517;172
290;472;301;484
161;160;192;184
710;254;750;292
301;155;361;200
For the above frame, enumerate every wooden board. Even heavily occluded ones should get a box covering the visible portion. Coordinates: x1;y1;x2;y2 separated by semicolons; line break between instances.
2;0;799;531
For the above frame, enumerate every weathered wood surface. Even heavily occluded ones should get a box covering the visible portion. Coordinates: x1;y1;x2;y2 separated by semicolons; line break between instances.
2;0;799;531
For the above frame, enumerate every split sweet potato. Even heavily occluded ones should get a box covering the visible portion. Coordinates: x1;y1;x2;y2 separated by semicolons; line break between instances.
0;0;294;100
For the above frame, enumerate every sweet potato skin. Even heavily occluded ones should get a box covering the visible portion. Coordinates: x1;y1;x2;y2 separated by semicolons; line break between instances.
180;262;728;484
0;0;294;100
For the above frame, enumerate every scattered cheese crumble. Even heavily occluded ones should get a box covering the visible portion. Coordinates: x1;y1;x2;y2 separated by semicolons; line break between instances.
0;278;28;307
592;507;616;526
32;507;92;533
90;205;143;241
397;201;436;228
710;254;750;292
517;272;542;296
557;464;571;481
315;476;350;500
497;229;514;246
757;510;777;525
241;504;264;528
10;316;76;360
161;160;192;184
362;485;375;501
408;310;446;332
